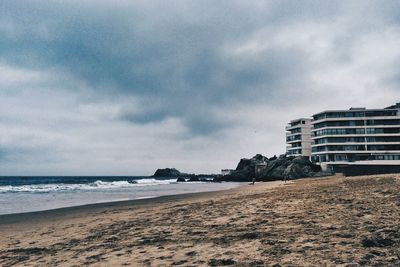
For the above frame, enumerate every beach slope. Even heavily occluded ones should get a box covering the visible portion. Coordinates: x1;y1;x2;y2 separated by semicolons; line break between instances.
0;175;399;266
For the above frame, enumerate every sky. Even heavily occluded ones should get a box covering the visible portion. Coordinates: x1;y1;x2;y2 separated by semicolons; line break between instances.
0;0;399;175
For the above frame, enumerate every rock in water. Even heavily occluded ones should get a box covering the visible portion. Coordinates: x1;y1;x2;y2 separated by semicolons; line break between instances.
176;177;186;182
153;168;181;177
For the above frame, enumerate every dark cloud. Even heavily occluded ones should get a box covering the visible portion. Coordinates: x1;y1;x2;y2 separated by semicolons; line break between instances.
1;1;400;174
0;0;351;135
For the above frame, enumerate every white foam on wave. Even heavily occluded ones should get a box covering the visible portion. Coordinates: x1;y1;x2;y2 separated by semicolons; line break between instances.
0;178;179;193
135;178;176;185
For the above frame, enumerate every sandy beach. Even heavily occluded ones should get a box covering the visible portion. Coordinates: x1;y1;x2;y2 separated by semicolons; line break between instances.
1;175;399;266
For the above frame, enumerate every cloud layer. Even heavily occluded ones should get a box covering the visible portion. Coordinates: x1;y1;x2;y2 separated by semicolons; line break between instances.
1;1;399;175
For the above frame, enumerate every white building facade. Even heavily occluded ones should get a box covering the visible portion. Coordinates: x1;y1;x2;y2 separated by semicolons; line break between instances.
286;118;312;157
310;103;400;170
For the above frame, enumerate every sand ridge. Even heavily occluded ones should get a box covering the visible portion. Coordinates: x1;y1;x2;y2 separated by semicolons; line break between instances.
0;175;399;266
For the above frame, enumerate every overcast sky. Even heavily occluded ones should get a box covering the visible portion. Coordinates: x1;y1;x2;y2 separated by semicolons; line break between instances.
1;1;399;175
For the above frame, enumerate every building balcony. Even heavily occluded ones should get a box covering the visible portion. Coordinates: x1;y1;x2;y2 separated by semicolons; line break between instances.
287;146;303;151
311;150;400;155
312;115;400;124
311;124;400;132
323;160;400;165
285;125;302;131
286;132;302;137
312;133;400;140
286;139;304;144
312;141;400;147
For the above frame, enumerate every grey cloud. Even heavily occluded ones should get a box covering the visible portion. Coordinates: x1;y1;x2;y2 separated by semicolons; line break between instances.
0;145;54;164
1;1;400;174
0;0;356;135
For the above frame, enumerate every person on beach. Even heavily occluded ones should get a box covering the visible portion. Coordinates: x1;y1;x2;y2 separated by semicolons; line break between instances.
252;177;255;185
283;174;288;184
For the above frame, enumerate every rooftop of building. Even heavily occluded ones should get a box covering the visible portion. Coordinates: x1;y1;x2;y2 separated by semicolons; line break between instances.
385;102;400;109
288;118;311;124
312;102;400;117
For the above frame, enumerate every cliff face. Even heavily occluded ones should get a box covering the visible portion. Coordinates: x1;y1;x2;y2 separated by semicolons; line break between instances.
220;154;327;182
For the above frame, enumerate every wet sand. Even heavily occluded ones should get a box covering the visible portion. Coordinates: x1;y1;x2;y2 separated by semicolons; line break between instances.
0;175;399;266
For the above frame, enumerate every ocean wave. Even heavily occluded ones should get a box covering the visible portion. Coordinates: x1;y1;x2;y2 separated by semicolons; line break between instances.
0;178;178;193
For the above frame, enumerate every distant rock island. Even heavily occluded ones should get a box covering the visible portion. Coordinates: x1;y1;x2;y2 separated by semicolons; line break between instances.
153;154;331;182
152;168;214;182
153;168;182;177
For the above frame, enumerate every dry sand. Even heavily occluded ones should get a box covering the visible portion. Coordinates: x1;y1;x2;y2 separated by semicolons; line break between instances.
0;175;399;266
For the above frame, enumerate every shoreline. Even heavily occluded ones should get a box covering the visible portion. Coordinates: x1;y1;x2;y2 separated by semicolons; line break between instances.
0;181;277;227
0;182;245;222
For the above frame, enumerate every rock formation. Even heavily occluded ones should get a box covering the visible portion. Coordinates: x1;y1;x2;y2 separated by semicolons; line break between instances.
153;154;331;182
219;154;329;182
153;168;182;177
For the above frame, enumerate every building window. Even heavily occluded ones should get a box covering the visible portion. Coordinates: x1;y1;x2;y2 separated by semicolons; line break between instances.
335;155;347;161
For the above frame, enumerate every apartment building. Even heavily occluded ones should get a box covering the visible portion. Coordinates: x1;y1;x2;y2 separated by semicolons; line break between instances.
285;118;312;157
310;103;400;171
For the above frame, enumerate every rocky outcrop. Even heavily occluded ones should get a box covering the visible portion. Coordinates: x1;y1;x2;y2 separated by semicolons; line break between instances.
153;168;182;177
188;177;200;182
188;176;216;182
219;154;329;182
154;154;330;182
260;155;322;181
153;168;218;181
220;154;268;182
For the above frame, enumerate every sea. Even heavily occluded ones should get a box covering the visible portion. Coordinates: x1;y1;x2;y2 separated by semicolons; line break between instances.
0;176;241;215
